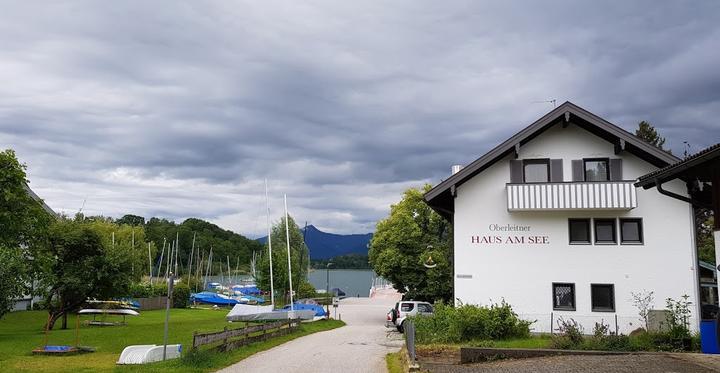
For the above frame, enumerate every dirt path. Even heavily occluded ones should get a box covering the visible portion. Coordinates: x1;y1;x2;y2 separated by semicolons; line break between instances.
218;297;404;373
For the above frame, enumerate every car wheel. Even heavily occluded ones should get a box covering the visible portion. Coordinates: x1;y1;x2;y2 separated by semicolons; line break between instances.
397;321;405;333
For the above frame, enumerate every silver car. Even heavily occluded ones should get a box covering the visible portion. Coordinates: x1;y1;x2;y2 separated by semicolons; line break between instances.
385;301;433;333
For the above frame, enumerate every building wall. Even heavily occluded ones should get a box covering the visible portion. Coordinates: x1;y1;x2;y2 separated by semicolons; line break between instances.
453;124;698;333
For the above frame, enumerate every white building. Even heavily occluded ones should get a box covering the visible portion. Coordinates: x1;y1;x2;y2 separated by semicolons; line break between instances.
425;102;699;334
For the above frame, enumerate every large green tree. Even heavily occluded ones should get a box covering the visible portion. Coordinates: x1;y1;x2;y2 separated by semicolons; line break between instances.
369;185;453;302
40;218;139;329
256;215;310;304
0;149;52;318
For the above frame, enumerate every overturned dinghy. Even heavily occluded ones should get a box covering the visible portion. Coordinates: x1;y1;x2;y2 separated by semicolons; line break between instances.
226;304;315;322
117;344;182;364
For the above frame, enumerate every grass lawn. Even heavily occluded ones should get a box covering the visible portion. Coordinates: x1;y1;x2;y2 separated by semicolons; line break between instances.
0;309;344;372
417;334;553;355
385;352;404;373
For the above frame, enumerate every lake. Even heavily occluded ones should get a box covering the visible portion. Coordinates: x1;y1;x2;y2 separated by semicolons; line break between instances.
307;269;376;298
202;269;378;298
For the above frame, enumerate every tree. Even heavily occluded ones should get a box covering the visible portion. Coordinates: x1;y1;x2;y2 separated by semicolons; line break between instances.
368;185;453;302
697;211;715;263
116;214;145;226
0;247;28;316
636;121;669;152
40;219;137;329
0;149;52;318
256;215;310;303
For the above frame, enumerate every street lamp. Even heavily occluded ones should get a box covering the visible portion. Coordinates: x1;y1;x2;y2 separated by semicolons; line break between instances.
326;261;333;316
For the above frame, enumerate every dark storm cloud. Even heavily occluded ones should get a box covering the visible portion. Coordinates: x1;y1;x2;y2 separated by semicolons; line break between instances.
1;1;719;234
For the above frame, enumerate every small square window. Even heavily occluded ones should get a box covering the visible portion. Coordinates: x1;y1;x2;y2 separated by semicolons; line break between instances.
594;219;617;244
552;283;576;311
523;159;549;183
569;219;591;244
591;284;615;312
620;219;643;244
584;159;609;181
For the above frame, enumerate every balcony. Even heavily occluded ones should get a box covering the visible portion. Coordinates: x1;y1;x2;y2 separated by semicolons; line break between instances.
506;181;637;211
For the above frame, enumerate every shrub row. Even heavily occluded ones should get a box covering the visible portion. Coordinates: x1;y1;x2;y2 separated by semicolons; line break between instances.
127;280;191;308
551;318;699;352
413;301;533;344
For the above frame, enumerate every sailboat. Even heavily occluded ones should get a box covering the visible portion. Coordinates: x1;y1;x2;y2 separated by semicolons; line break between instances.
226;187;316;322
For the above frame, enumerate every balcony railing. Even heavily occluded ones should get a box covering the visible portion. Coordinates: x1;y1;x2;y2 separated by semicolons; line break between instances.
506;181;637;211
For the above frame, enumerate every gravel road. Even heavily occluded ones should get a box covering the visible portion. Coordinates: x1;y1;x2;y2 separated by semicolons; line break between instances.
218;297;404;373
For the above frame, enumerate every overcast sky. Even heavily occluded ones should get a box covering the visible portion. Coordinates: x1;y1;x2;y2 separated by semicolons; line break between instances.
1;1;719;237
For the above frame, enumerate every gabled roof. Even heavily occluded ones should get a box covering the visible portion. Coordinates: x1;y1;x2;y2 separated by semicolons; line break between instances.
635;143;720;189
22;183;57;217
424;101;680;220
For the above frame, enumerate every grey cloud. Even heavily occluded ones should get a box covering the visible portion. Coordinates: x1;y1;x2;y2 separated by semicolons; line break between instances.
1;1;719;235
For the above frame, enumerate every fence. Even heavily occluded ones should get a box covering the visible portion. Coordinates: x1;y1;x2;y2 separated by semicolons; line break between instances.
192;319;299;352
520;313;645;335
136;296;168;310
404;319;416;362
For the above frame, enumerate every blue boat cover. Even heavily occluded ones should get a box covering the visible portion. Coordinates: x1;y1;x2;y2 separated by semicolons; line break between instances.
190;292;238;305
232;285;262;295
281;303;327;317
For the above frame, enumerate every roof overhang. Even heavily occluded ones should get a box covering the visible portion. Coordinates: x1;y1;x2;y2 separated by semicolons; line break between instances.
22;183;58;217
424;101;680;219
635;143;720;189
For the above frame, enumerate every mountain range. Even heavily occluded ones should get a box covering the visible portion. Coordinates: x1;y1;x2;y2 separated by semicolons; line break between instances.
257;224;373;260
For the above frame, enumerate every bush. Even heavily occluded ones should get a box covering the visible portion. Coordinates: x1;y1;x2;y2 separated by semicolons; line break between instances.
413;301;533;344
550;318;584;349
172;283;190;308
127;282;170;298
550;318;695;352
297;281;318;299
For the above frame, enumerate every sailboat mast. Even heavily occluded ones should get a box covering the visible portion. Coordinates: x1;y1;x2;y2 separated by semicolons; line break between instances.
158;238;166;281
188;232;196;284
175;232;179;276
284;194;294;311
147;242;153;285
265;179;275;307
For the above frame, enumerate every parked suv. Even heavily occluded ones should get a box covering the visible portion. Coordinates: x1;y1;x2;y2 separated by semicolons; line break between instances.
385;301;433;333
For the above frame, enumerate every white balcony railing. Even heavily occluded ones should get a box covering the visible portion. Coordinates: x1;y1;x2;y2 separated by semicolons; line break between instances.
506;181;637;211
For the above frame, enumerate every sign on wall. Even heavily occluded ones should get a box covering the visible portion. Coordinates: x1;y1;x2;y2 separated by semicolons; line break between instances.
471;223;550;245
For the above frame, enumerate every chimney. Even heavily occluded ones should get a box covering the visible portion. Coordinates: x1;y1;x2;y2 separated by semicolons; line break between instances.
451;165;463;175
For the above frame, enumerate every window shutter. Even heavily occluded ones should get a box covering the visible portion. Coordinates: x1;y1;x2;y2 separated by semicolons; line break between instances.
509;160;523;183
609;159;623;181
571;160;584;181
550;159;563;182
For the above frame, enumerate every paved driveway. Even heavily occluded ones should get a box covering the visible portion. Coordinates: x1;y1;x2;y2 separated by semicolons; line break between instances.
219;297;404;373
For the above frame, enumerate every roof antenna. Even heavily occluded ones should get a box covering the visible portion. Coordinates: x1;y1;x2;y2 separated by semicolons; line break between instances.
683;141;691;159
531;99;557;108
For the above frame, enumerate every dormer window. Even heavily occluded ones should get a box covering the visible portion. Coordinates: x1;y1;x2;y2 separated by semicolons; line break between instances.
523;159;550;183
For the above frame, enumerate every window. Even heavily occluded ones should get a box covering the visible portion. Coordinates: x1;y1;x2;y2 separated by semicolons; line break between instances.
569;219;591;244
584;159;609;181
552;283;576;311
591;284;615;312
523;159;549;183
594;219;617;244
620;218;643;244
417;303;433;313
400;303;414;312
